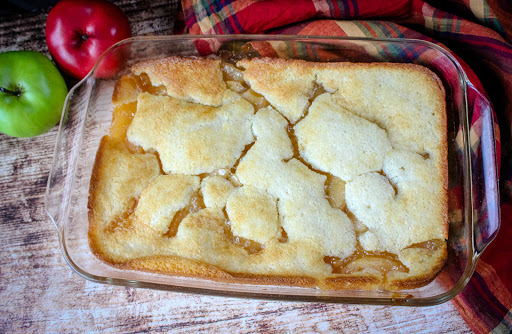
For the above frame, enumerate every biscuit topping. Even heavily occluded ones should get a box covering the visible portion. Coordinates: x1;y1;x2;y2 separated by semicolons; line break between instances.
295;93;392;181
89;57;447;290
127;91;254;175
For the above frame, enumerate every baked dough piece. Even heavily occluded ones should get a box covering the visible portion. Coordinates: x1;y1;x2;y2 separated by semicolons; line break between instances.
172;208;331;278
135;174;200;234
238;58;445;159
201;176;234;208
345;149;447;254
359;231;383;252
315;63;445;157
127;91;254;175
237;58;318;123
225;186;280;244
88;136;160;228
88;136;161;261
131;57;226;106
295;93;392;181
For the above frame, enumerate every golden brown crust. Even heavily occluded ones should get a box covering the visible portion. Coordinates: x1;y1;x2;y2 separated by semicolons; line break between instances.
88;136;161;263
88;57;448;291
131;57;227;106
120;255;317;287
237;58;317;123
88;138;110;262
127;91;254;175
321;275;383;291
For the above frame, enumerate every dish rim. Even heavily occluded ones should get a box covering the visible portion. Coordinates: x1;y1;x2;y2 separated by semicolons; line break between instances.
45;34;494;306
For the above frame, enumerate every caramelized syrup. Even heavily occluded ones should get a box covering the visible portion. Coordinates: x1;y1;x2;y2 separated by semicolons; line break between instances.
278;227;288;243
189;191;206;213
241;89;269;109
406;239;444;251
325;175;346;209
310;83;327;101
222;209;264;254
165;207;189;238
347;212;369;234
286;124;302;160
112;73;165;104
221;63;245;83
105;198;138;234
137;73;167;95
324;243;408;275
111;102;144;153
229;174;242;187
227;81;247;93
230;141;255;174
164;191;206;238
111;102;137;140
285;123;333;183
377;170;398;195
232;235;264;254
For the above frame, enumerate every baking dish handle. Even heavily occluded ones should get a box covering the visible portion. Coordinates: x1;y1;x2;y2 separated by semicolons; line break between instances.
45;77;93;232
467;84;501;257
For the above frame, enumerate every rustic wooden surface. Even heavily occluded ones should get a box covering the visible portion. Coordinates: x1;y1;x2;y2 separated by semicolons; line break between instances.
0;1;472;333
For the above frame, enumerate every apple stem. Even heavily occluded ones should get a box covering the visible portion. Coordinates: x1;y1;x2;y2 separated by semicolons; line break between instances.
0;87;21;97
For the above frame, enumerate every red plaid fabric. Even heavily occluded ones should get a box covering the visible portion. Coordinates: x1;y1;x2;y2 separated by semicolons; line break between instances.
180;0;512;332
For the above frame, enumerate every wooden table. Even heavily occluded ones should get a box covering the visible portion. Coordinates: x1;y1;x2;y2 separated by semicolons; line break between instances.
0;1;471;332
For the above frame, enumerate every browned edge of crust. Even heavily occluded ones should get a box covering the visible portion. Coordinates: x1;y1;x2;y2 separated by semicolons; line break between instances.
131;56;222;71
115;255;318;288
87;136;147;265
320;274;383;290
88;135;111;264
387;244;448;290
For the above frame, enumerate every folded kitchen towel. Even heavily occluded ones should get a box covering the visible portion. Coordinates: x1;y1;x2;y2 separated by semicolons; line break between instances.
180;0;512;332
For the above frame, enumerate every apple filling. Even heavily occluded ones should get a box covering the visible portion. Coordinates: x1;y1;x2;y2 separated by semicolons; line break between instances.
110;73;166;153
104;197;138;234
324;242;409;276
165;191;205;238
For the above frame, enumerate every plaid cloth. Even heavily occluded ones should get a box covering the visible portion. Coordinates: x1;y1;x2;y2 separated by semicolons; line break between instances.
179;0;512;332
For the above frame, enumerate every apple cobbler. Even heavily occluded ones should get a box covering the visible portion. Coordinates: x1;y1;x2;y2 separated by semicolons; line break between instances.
88;57;447;290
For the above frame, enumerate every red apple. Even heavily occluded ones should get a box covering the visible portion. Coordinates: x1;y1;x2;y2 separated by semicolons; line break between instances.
45;0;131;79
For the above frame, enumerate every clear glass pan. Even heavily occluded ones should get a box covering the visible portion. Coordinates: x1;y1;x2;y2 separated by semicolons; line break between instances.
45;35;500;306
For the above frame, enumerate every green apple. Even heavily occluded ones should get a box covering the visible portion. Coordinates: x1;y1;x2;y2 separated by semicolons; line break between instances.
0;51;68;137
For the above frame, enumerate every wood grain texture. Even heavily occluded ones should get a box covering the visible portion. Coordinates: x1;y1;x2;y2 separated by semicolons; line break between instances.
0;1;471;333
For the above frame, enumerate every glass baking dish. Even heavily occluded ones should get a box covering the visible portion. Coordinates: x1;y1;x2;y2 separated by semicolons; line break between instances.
45;35;500;306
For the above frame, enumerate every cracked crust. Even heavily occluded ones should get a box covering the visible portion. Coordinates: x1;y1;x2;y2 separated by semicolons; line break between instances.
89;57;448;291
